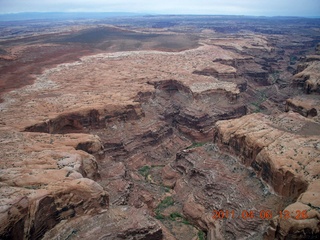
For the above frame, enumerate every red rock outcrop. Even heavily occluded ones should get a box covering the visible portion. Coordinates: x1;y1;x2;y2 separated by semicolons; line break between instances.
1;22;319;239
293;54;320;94
214;112;320;197
161;144;284;239
42;206;163;240
285;97;318;118
266;180;320;239
23;104;144;134
0;130;108;239
213;112;320;239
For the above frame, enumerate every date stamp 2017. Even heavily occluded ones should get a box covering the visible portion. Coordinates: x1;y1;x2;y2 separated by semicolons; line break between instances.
212;209;308;220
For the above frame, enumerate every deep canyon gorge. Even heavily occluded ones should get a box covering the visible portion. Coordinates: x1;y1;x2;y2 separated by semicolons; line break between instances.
0;15;320;240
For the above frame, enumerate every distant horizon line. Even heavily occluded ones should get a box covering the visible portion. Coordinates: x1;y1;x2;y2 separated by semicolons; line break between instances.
0;11;319;19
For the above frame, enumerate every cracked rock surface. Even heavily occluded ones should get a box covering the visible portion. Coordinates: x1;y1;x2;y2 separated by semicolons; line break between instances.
0;17;320;239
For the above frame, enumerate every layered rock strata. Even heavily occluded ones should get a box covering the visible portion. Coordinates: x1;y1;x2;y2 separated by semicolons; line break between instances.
162;145;285;239
42;206;163;240
213;112;320;239
0;131;108;239
1;29;319;239
0;43;250;239
285;97;318;118
293;56;320;93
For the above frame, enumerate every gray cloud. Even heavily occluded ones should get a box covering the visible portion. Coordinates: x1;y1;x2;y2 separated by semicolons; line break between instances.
0;0;319;16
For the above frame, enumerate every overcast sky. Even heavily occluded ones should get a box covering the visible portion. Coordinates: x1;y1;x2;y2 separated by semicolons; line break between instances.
0;0;319;17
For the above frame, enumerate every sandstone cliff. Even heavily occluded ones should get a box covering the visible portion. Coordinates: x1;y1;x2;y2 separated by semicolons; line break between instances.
1;23;319;239
214;112;320;239
0;130;108;239
293;55;320;94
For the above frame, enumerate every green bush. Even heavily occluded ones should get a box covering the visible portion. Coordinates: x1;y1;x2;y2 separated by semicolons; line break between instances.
157;196;174;211
198;230;206;240
169;212;183;220
138;165;151;178
155;196;174;220
186;142;207;149
181;218;191;225
138;165;165;179
154;197;192;226
155;213;165;220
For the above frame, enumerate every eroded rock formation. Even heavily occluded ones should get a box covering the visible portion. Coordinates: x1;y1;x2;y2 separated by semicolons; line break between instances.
42;206;163;240
0;20;320;239
0;131;108;239
213;113;320;239
286;97;318;118
293;55;320;94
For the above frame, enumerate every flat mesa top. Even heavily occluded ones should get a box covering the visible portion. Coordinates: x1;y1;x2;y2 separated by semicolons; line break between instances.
0;42;250;130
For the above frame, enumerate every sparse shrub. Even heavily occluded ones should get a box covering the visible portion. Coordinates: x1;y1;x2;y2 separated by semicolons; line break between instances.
169;212;183;220
198;230;206;240
186;142;207;149
157;196;174;210
139;165;165;180
138;165;151;178
181;218;191;225
164;187;171;192
155;196;174;220
155;213;165;220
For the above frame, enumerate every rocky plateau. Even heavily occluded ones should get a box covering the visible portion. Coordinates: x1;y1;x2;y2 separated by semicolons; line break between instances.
0;15;320;240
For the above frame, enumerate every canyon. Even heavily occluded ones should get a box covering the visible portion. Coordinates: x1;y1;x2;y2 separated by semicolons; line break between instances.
0;15;320;239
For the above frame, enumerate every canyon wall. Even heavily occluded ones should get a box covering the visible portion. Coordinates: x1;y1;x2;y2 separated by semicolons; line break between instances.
0;131;108;239
213;113;320;239
0;24;319;239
